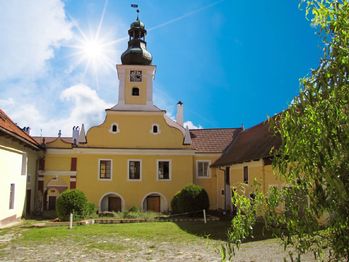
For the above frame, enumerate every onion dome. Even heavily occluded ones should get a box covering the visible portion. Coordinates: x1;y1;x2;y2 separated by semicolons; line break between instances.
121;18;152;65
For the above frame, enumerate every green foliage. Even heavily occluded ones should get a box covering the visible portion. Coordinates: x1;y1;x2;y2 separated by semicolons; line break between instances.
269;0;349;260
171;184;209;213
220;184;265;260
223;1;349;260
128;206;139;212
56;189;95;221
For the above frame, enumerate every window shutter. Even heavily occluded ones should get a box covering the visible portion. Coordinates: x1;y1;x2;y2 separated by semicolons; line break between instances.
71;157;77;171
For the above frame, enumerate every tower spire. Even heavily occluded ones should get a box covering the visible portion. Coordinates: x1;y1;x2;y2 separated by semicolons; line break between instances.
121;5;152;65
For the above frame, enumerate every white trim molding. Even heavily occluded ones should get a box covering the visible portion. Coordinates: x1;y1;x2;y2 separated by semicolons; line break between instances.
99;192;125;212
47;148;195;156
38;171;77;177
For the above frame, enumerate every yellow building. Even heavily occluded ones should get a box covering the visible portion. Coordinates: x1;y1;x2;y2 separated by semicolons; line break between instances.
32;18;241;213
0;110;42;227
212;119;284;210
26;18;285;215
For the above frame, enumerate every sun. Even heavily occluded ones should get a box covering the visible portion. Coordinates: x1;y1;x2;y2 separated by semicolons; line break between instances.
81;39;104;60
76;37;114;70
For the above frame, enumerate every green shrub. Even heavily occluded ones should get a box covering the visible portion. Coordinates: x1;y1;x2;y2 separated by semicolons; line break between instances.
171;184;209;214
128;206;139;212
56;189;95;221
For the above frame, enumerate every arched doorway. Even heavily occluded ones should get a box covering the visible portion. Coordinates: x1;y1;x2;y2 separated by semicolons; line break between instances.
99;193;124;212
142;192;167;212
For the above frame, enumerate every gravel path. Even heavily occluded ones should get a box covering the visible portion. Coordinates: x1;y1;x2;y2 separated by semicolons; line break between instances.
0;233;221;262
0;227;319;261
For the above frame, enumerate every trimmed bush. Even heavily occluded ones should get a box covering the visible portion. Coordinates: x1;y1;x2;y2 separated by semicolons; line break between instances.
56;189;95;221
171;184;209;214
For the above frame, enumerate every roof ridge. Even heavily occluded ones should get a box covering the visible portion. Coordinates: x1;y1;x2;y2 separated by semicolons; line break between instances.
189;127;240;131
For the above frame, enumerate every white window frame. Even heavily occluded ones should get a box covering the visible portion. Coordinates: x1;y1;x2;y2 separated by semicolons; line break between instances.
109;123;120;134
196;160;211;179
150;124;160;135
156;160;172;181
98;159;113;181
127;159;142;181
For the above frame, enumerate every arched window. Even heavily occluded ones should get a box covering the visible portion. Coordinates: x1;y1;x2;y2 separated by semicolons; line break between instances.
152;124;160;134
132;87;139;96
110;123;119;134
153;125;158;133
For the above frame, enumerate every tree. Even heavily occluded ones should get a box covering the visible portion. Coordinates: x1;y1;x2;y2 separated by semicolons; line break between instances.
224;1;349;260
271;0;349;260
56;189;95;221
171;184;209;214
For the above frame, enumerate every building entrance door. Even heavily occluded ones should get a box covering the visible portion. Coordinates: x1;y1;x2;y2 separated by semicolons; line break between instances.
146;195;160;212
48;196;56;210
108;196;121;212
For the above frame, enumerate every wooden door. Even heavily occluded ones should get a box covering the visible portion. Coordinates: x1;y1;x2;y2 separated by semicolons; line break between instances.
146;196;160;212
48;196;56;210
108;196;121;212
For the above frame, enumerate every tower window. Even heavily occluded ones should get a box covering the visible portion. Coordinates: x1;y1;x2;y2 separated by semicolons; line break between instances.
110;123;119;134
132;87;139;96
151;124;160;134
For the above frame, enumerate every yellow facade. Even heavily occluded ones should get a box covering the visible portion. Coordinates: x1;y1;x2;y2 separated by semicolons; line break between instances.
34;17;284;215
230;160;284;197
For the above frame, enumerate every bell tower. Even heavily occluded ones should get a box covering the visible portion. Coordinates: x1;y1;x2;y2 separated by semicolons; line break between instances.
112;14;158;111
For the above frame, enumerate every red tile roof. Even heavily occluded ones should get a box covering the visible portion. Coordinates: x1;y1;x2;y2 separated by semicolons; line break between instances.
190;128;241;153
212;119;281;166
0;109;40;149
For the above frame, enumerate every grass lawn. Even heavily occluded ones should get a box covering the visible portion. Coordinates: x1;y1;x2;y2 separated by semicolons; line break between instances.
0;220;320;261
18;221;229;244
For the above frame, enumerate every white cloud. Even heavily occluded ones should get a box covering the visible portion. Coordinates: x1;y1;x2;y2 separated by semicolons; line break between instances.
60;84;111;132
183;120;203;129
0;98;15;107
4;84;111;137
0;0;72;81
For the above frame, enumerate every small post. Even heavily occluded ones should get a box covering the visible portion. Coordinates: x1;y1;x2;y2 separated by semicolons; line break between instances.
203;209;207;224
69;213;73;229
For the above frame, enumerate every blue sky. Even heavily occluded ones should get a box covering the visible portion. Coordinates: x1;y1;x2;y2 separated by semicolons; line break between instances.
0;0;322;136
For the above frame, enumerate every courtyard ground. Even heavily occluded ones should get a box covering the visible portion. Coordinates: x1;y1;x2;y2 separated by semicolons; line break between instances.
0;220;319;261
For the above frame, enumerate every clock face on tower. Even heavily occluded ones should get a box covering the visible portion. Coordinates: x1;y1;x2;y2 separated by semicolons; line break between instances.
130;70;142;82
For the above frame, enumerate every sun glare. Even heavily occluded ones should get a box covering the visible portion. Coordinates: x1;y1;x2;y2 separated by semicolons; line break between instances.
81;39;104;60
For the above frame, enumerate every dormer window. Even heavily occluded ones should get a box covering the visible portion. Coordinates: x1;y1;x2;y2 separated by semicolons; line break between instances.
151;124;160;135
110;123;119;134
132;87;139;96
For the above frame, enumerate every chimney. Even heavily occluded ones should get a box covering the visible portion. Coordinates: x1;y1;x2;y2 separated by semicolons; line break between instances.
22;127;31;135
176;101;183;126
72;126;80;145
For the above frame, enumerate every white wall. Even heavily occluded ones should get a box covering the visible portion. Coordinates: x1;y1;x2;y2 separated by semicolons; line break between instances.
0;145;27;226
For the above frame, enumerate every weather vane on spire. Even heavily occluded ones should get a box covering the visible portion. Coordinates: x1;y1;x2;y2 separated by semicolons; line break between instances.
131;4;140;19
